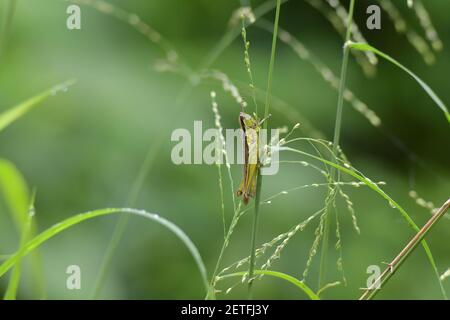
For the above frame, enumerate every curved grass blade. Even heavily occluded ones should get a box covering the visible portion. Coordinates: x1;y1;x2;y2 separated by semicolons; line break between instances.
0;159;46;298
280;146;447;299
221;270;319;300
441;269;450;282
317;281;341;298
4;190;35;300
0;159;29;228
0;208;210;296
347;42;450;124
0;0;18;59
0;79;77;132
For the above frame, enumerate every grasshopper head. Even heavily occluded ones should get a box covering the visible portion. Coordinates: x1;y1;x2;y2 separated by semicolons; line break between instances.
239;112;259;129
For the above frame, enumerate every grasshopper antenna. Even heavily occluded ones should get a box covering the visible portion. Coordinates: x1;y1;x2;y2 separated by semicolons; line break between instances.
259;113;272;125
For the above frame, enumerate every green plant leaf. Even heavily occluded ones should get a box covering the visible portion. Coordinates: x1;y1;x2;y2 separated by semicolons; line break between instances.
221;270;319;300
0;159;30;300
0;208;210;296
0;79;77;132
441;268;450;282
0;160;45;298
347;42;450;124
4;190;36;300
0;159;29;229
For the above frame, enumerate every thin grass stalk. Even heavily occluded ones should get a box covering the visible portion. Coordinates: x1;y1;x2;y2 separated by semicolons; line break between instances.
208;202;243;299
217;165;227;239
247;0;282;299
247;169;262;299
206;91;244;299
4;189;35;300
0;0;17;60
318;0;355;290
360;198;450;300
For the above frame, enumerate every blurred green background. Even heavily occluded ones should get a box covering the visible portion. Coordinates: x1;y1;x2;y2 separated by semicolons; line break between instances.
0;0;449;299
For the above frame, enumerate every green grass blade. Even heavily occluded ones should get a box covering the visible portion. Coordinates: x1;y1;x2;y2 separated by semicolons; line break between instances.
0;159;46;298
347;42;450;124
0;159;29;228
4;190;35;300
221;270;319;300
441;268;450;282
0;0;18;59
281;146;447;299
317;281;341;298
0;208;210;296
0;79;77;132
0;159;36;299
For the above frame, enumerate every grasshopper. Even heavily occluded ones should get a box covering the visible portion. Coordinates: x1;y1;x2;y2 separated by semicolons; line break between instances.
237;112;270;205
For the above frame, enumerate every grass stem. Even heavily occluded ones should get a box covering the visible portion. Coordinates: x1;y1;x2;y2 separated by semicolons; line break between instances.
247;0;282;299
318;0;355;290
247;171;262;299
0;0;17;61
360;198;450;300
